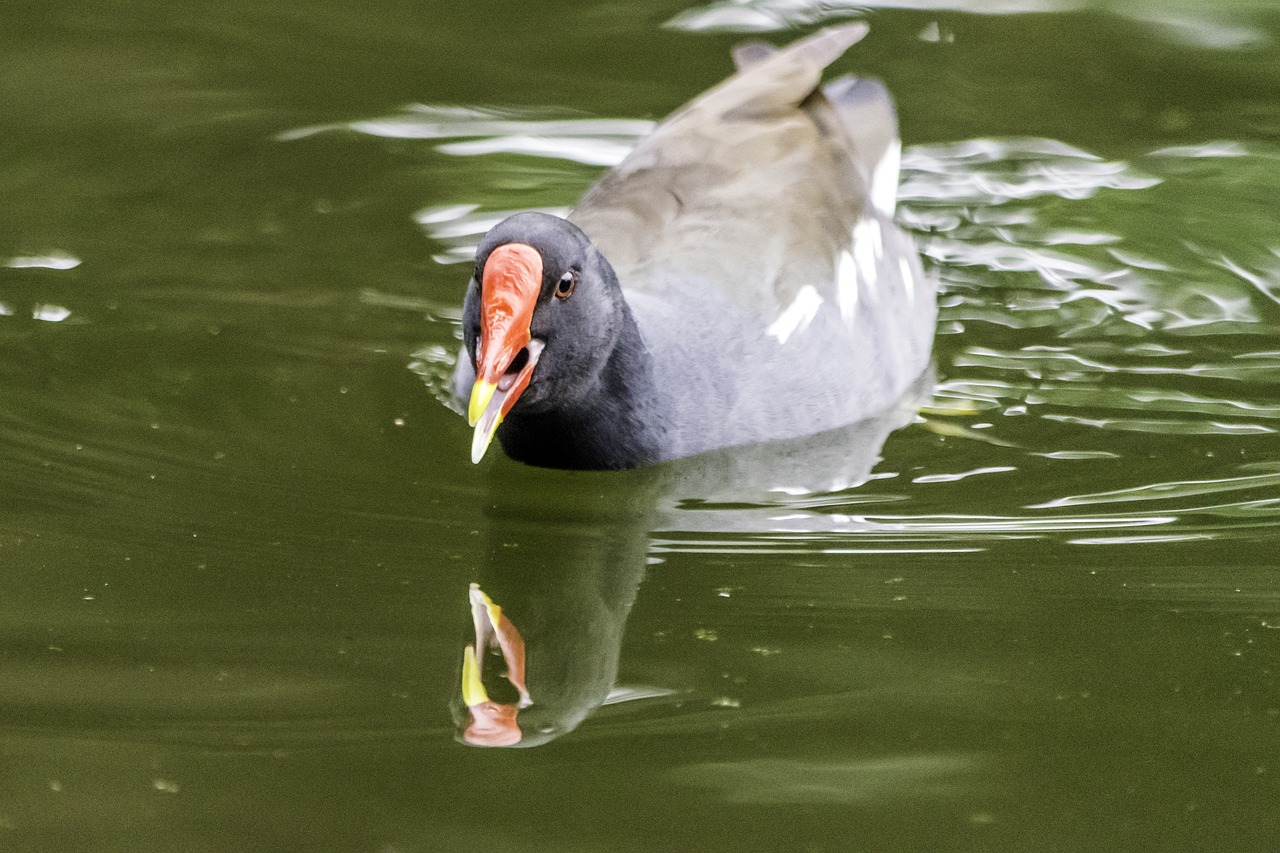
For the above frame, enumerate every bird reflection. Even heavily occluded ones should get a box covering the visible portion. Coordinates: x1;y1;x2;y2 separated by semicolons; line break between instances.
450;370;932;747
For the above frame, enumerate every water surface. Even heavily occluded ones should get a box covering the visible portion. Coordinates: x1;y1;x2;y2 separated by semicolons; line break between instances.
1;1;1278;850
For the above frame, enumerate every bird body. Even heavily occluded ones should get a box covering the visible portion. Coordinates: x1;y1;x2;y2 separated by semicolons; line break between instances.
455;24;936;469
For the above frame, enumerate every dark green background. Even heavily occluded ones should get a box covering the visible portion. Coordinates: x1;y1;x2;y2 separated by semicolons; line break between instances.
1;1;1278;850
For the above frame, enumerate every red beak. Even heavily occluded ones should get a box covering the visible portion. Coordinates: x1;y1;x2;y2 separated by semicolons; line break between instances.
467;242;544;462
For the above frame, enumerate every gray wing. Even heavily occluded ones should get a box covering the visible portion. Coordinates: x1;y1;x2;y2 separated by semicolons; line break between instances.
567;24;886;320
569;25;937;455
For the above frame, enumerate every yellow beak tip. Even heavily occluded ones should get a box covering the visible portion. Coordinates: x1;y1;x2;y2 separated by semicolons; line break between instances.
467;380;497;427
467;380;502;463
462;644;489;706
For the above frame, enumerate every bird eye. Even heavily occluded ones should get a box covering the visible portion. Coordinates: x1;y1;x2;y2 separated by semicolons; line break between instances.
555;271;577;299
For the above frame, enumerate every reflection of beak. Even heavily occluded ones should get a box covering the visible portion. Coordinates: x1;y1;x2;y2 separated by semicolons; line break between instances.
460;644;487;707
460;583;531;747
468;583;530;707
469;242;544;464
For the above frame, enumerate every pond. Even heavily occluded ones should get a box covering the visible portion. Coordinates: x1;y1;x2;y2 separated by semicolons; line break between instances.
1;1;1278;849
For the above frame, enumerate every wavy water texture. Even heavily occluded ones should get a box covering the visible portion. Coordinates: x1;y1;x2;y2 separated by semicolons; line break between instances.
286;102;1280;549
282;105;640;264
664;0;1274;51
652;466;1280;553
908;138;1280;517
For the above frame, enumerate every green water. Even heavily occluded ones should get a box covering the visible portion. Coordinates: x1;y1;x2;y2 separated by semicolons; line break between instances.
2;1;1278;850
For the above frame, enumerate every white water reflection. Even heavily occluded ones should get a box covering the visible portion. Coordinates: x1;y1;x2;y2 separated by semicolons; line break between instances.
1069;533;1215;544
6;252;81;270
435;136;633;167
1151;141;1251;159
414;204;572;265
901;139;1158;206
664;0;1068;32
278;104;652;164
1032;470;1280;508
656;494;1280;550
912;466;1017;484
32;305;72;322
664;0;1271;51
952;346;1280;382
281;105;646;263
1042;414;1274;435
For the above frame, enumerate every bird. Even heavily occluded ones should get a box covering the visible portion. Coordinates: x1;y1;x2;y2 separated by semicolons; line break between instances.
452;24;937;470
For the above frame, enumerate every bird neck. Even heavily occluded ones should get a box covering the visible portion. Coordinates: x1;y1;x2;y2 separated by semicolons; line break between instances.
496;305;667;470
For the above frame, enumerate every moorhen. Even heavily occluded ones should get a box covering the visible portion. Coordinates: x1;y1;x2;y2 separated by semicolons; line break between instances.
453;24;937;469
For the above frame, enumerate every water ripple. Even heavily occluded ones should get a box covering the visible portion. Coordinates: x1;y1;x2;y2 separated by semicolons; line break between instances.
287;98;1280;548
901;140;1157;207
912;466;1017;484
658;491;1280;551
277;104;653;157
1031;470;1280;509
414;204;572;265
1041;414;1274;435
664;0;1271;52
5;252;81;270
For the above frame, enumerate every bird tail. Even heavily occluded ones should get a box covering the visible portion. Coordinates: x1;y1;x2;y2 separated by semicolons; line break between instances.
725;25;899;213
731;23;868;72
821;76;901;216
